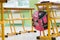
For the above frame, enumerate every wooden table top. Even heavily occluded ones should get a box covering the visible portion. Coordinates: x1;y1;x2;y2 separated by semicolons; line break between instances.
35;2;60;6
4;8;34;10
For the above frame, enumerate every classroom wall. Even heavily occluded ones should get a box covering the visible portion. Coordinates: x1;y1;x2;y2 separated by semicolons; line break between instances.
20;0;39;27
4;0;60;27
22;0;60;27
23;0;39;27
29;0;38;8
4;0;39;27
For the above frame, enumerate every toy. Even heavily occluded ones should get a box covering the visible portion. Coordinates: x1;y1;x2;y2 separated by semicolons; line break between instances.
32;11;48;36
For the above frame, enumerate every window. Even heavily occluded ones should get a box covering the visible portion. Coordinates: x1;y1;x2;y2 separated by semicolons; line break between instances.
3;0;30;8
18;0;30;8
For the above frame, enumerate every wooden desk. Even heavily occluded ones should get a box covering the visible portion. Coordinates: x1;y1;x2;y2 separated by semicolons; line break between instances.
0;0;7;40
35;2;60;40
4;8;35;36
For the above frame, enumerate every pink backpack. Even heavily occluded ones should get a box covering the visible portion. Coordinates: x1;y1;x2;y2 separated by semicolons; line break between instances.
32;11;48;31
